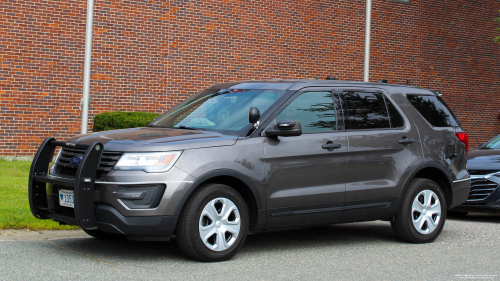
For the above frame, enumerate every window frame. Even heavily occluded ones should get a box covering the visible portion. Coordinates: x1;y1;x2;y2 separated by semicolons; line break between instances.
392;0;411;4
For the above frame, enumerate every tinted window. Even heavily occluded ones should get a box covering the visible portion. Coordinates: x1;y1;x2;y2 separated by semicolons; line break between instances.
344;92;390;129
407;95;458;127
384;96;405;128
277;91;337;133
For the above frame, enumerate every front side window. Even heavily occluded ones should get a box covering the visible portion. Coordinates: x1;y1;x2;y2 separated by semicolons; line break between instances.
407;95;459;127
343;92;390;129
150;89;286;135
277;91;337;133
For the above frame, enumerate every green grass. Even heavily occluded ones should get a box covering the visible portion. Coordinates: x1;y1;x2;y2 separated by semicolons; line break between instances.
0;159;79;230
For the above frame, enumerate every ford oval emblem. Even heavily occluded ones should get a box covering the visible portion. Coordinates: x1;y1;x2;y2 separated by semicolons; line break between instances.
70;156;82;165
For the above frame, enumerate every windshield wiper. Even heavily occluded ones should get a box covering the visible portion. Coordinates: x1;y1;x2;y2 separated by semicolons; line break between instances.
174;126;205;131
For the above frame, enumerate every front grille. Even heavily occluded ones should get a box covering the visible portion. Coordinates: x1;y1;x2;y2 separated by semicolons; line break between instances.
466;178;499;201
52;147;122;179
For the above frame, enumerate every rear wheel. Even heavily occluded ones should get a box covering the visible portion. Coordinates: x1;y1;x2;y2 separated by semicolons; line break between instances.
176;183;248;262
392;178;446;243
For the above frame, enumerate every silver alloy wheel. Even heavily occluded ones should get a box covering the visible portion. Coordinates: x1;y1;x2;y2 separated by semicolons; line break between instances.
411;189;442;235
199;197;241;251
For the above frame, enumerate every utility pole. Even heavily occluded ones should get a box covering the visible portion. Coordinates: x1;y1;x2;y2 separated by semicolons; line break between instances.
364;0;372;82
81;0;94;134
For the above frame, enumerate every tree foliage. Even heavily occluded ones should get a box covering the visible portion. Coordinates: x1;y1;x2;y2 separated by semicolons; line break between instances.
495;10;500;43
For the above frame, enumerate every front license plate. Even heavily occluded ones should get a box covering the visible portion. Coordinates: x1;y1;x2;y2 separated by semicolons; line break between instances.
59;189;74;208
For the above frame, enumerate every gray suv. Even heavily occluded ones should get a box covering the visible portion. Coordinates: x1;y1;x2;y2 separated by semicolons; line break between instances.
29;80;470;262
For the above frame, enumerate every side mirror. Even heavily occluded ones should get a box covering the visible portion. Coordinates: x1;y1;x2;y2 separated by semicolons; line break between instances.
265;120;302;137
249;107;260;128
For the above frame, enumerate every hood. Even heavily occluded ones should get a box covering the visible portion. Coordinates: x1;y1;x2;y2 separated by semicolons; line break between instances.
67;127;238;152
467;148;500;172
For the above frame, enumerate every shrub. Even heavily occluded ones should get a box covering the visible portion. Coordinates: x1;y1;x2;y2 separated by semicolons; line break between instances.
92;111;160;132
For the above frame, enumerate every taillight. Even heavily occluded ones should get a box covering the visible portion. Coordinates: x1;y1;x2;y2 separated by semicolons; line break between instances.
455;132;469;155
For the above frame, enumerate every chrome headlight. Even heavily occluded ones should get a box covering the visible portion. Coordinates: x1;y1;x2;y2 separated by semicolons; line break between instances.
114;151;182;173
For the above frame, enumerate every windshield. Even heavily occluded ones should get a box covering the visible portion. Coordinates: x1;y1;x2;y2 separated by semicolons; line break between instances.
149;89;286;135
485;134;500;149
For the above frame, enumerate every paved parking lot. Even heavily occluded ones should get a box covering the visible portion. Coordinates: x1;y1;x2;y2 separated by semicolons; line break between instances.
1;214;499;280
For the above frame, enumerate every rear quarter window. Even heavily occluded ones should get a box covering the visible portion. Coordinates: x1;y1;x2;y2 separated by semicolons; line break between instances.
406;95;459;127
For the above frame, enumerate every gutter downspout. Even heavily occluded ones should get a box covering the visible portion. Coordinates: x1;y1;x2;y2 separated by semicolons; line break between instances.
81;0;94;134
363;0;372;82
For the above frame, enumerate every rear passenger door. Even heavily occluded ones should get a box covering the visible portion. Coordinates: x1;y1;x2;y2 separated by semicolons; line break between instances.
339;88;422;222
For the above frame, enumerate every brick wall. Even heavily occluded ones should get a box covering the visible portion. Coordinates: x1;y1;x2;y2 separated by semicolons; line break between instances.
1;0;499;156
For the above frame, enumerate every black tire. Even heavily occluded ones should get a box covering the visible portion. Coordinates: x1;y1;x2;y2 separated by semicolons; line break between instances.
176;183;248;262
82;228;125;240
391;178;447;243
447;210;469;218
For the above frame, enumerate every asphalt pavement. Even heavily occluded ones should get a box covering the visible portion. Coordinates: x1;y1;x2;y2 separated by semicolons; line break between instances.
1;214;499;280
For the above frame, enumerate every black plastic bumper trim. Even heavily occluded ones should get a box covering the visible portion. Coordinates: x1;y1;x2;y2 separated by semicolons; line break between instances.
44;212;78;226
450;179;471;209
95;204;177;238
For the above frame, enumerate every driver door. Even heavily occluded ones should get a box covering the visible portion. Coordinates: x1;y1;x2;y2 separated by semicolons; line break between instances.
262;88;347;228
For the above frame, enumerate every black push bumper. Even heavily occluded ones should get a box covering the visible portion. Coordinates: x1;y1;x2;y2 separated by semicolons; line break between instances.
29;138;176;240
29;138;104;231
95;205;177;241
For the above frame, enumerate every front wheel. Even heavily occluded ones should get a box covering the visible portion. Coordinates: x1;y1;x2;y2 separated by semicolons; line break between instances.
391;178;446;243
176;183;248;262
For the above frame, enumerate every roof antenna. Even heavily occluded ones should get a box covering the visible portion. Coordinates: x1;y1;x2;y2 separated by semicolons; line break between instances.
406;79;411;86
314;76;319;80
326;76;336;80
378;79;388;83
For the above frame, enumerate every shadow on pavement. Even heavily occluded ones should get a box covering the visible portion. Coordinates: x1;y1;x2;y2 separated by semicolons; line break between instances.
447;212;500;223
50;221;399;262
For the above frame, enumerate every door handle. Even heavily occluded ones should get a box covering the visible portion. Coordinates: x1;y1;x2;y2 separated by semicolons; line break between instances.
398;138;415;144
322;143;342;150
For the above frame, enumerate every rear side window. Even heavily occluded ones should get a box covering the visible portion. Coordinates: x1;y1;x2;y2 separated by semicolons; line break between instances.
407;95;458;127
343;92;390;129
